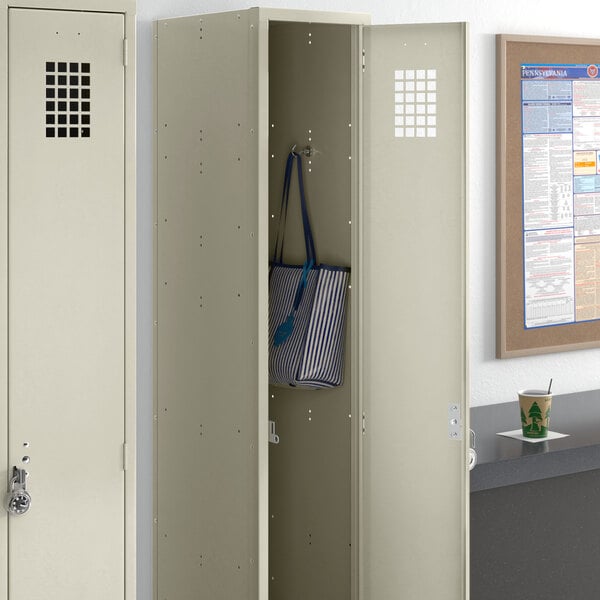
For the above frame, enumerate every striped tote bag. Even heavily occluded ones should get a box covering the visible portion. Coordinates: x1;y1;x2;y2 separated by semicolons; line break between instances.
268;152;350;389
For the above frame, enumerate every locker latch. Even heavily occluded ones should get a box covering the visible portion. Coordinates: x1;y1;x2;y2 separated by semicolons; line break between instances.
469;429;477;471
269;421;280;444
5;466;31;516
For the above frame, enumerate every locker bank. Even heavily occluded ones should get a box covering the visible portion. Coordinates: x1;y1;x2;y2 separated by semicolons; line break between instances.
154;8;467;600
0;2;469;599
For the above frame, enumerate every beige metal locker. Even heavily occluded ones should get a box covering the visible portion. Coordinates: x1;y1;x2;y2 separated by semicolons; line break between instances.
154;8;468;600
0;2;136;600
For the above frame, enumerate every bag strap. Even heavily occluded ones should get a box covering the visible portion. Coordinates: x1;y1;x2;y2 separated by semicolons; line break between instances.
272;152;316;265
295;152;316;265
272;152;294;264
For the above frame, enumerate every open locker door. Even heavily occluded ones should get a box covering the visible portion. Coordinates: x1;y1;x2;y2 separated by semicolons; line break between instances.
361;23;469;600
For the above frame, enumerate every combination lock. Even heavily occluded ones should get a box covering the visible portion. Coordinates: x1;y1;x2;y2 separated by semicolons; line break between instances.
5;466;31;516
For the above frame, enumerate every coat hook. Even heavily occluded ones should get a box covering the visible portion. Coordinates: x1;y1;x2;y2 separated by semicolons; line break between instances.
290;144;314;157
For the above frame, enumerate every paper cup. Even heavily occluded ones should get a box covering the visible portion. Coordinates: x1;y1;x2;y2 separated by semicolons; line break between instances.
518;389;552;438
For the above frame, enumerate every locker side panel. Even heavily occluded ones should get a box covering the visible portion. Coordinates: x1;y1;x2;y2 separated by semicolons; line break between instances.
361;23;469;600
154;12;261;600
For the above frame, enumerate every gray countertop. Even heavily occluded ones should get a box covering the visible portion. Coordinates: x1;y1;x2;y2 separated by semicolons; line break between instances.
470;389;600;492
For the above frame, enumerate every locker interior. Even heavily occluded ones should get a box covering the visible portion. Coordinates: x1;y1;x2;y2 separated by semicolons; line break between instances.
267;21;356;600
154;12;362;600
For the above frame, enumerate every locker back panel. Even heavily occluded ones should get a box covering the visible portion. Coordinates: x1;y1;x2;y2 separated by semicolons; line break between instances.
154;12;260;600
268;22;353;600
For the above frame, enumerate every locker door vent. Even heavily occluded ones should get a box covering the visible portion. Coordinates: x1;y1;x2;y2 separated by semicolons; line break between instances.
45;61;91;138
394;69;437;138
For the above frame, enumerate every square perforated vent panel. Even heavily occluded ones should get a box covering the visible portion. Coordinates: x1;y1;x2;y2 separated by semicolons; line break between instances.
45;61;91;138
394;69;437;138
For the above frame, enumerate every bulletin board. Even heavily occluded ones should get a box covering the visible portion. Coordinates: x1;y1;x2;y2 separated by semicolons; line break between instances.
497;34;600;358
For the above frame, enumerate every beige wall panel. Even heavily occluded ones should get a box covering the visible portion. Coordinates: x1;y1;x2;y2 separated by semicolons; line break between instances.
7;8;126;600
268;22;353;600
155;12;260;600
362;23;468;600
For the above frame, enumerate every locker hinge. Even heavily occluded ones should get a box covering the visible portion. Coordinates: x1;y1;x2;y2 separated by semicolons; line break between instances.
123;38;129;67
122;443;129;471
362;48;366;72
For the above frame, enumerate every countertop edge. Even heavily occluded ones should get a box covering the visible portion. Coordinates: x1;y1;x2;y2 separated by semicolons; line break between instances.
471;443;600;492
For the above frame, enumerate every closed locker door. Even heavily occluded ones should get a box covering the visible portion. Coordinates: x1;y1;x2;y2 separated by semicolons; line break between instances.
361;23;468;599
7;8;125;600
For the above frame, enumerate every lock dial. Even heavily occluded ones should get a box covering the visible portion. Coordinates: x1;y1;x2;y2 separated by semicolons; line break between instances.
5;466;31;516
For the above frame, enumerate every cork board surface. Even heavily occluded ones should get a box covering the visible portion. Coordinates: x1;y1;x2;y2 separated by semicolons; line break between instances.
497;34;600;358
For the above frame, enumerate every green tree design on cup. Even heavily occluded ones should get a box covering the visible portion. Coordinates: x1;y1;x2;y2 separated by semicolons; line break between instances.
528;402;543;434
518;389;552;438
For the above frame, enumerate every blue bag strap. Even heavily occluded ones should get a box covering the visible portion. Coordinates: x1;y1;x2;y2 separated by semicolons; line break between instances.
293;258;314;310
272;151;317;265
272;152;295;264
271;153;318;348
295;153;317;264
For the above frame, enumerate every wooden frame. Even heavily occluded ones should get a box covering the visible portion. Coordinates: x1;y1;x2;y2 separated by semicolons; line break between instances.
497;34;600;358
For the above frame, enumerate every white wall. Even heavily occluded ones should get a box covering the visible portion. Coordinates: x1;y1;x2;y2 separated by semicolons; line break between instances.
136;1;600;597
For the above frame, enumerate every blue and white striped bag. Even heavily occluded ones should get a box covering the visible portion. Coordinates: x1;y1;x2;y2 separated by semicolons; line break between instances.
269;152;350;389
